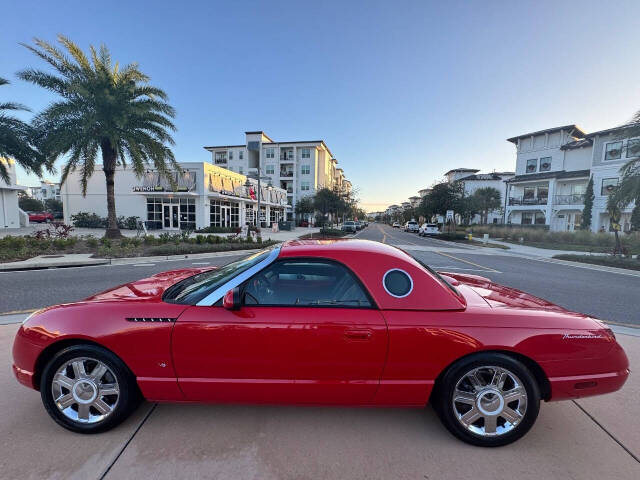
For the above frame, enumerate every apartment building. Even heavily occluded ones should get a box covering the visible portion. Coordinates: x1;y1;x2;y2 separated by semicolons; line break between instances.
204;131;350;220
27;180;61;202
444;168;514;224
504;124;636;232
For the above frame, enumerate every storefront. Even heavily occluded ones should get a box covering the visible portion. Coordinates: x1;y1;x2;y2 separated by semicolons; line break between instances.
62;162;289;231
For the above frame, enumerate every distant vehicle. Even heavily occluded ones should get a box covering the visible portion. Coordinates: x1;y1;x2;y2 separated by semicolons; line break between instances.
362;221;369;227
392;222;400;228
28;212;54;223
354;221;362;230
342;221;357;233
419;223;440;236
404;221;419;232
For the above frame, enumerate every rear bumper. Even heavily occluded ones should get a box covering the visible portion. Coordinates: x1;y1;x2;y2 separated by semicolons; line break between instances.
13;364;36;389
548;368;630;401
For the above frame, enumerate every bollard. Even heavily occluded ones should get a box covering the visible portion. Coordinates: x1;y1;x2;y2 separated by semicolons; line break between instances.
483;233;489;245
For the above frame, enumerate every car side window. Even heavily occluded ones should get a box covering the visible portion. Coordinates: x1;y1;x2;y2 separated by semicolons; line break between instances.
243;259;372;308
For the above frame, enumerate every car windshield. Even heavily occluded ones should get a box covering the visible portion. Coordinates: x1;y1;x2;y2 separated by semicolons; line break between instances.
163;247;276;305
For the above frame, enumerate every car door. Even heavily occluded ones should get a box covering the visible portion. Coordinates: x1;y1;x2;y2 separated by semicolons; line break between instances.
172;258;388;404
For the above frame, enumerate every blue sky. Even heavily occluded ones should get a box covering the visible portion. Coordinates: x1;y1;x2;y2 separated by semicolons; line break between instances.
2;0;640;211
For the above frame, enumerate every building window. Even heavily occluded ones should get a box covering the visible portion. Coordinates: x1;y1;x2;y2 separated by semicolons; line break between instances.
526;159;537;173
214;152;227;164
238;167;243;174
229;151;233;160
301;181;310;191
179;198;196;230
601;178;618;195
301;148;311;159
521;212;545;225
239;151;244;160
534;212;545;224
539;157;551;172
523;187;535;200
604;141;623;161
301;164;311;175
209;200;240;228
265;148;275;159
537;186;548;202
266;164;275;175
626;139;640;158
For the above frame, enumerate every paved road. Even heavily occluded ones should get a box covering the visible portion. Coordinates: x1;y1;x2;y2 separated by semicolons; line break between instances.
1;225;639;326
356;223;640;326
0;254;245;314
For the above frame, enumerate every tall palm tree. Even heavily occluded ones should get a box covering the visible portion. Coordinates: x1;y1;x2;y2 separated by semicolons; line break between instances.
19;35;179;238
0;77;41;183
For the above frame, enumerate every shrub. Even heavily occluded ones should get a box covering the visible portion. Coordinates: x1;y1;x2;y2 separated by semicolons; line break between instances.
195;226;238;233
71;212;107;228
86;236;99;248
120;237;132;247
195;234;206;244
100;237;112;248
143;235;157;245
117;216;140;230
130;238;142;247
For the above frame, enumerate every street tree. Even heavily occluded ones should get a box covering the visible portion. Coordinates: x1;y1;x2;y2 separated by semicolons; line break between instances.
295;196;315;221
19;36;179;238
472;187;501;224
607;189;626;254
0;77;42;183
18;195;44;212
581;176;594;230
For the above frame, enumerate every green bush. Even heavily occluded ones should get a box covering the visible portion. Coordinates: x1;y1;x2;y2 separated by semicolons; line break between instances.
71;212;106;228
117;216;140;230
100;237;112;248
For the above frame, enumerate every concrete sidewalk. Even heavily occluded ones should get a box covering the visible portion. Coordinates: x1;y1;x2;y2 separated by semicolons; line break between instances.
0;227;320;271
1;320;638;479
471;235;604;258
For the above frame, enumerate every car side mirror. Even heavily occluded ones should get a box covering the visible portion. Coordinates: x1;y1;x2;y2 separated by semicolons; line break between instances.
223;287;242;310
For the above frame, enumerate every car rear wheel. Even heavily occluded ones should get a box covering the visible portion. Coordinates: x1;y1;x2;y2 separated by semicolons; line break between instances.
434;353;540;447
40;344;139;433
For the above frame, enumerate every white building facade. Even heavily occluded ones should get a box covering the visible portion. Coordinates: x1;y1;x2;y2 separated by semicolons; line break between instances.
1;158;26;229
62;162;289;231
27;180;60;202
505;124;637;232
204;131;350;220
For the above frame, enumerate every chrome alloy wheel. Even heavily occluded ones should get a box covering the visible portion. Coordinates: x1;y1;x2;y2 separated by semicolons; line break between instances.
452;366;528;437
51;357;120;424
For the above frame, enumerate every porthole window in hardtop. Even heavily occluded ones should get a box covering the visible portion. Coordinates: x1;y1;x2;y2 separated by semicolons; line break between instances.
383;269;413;298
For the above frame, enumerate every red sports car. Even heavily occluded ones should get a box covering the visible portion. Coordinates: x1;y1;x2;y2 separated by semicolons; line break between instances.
28;211;54;223
12;240;629;446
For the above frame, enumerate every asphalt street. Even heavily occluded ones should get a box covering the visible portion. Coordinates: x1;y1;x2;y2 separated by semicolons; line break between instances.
1;224;639;326
355;223;640;327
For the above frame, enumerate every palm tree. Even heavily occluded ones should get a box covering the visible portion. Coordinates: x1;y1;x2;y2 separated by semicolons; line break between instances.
0;77;42;183
19;36;179;238
472;186;502;224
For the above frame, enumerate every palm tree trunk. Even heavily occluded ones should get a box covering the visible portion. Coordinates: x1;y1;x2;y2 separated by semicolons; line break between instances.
101;141;122;239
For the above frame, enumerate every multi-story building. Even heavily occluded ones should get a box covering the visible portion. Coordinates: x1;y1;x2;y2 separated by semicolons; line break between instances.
1;158;27;229
504;124;636;232
204;131;350;220
444;168;514;224
409;196;421;208
28;180;61;202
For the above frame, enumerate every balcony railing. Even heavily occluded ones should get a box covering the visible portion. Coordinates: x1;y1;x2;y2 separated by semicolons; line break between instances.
214;159;227;165
554;194;585;205
508;196;548;206
286;187;293;193
280;171;294;177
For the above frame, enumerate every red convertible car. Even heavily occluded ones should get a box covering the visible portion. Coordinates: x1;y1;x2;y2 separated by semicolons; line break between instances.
12;240;629;446
28;211;54;223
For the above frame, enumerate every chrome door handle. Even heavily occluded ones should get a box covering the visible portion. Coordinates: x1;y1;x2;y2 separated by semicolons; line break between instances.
344;329;372;340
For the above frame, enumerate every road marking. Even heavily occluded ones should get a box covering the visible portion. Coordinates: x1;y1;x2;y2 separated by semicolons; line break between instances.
192;262;210;265
436;267;502;273
434;250;500;273
133;264;156;267
0;308;38;316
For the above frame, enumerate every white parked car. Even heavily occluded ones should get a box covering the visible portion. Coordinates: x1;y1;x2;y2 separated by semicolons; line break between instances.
404;220;419;232
392;222;400;228
419;223;440;236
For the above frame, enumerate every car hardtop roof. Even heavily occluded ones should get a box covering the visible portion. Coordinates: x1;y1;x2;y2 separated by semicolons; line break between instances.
280;238;410;259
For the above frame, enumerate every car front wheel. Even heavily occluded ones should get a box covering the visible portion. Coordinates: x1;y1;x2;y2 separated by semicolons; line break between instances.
434;353;540;447
40;344;139;433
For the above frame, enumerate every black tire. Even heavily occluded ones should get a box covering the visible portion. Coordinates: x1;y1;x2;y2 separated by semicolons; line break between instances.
433;353;540;447
40;344;140;433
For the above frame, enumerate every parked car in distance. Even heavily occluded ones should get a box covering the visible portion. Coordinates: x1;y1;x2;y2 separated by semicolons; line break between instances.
354;221;362;230
13;240;629;447
392;222;400;228
342;221;357;233
28;211;54;223
419;223;440;236
404;220;419;233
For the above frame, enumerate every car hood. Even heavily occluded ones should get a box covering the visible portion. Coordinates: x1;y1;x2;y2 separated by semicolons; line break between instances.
84;266;217;302
438;271;567;312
